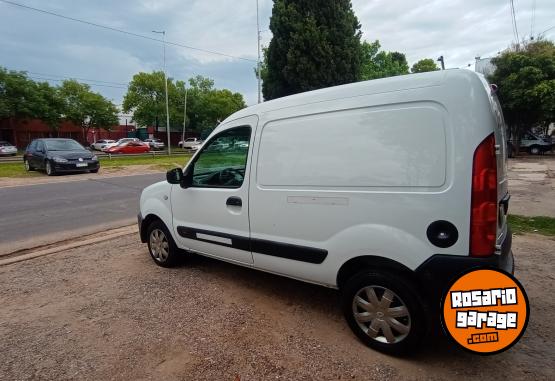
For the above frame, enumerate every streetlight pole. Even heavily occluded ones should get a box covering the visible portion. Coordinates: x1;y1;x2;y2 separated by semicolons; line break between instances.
152;30;171;155
256;0;262;103
182;83;188;145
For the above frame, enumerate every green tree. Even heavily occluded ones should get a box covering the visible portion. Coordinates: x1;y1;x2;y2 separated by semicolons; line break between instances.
122;71;180;129
411;58;440;73
489;39;555;145
0;68;63;131
59;80;119;139
185;75;246;134
263;0;362;100
360;40;409;80
123;72;245;134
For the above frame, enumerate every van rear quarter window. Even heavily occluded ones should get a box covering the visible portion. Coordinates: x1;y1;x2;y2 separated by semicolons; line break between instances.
257;105;446;188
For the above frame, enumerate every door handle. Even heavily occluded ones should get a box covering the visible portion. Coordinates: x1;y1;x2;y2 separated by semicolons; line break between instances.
226;197;242;207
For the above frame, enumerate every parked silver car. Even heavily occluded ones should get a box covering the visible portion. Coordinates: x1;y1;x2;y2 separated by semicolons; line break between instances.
144;138;165;150
90;139;116;151
0;141;18;156
509;132;553;155
178;137;203;151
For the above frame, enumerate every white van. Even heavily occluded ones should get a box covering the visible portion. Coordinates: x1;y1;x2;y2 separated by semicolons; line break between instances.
138;69;513;355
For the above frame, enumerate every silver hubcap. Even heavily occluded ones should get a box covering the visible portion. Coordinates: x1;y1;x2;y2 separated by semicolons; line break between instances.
46;162;51;174
149;229;169;262
25;160;29;170
352;286;411;344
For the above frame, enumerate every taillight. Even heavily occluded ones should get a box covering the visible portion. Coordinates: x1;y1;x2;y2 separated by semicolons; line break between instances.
470;134;497;257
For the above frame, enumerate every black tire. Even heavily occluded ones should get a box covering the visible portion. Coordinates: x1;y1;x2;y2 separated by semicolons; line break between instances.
507;143;514;158
24;159;35;171
529;145;541;155
90;168;99;173
45;160;55;176
146;220;181;267
341;270;428;356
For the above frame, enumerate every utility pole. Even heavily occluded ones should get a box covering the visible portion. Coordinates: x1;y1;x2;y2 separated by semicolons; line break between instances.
181;83;188;146
437;55;445;70
152;30;171;155
256;0;262;103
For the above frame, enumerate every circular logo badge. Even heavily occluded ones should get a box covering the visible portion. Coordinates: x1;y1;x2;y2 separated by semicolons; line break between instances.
441;268;529;354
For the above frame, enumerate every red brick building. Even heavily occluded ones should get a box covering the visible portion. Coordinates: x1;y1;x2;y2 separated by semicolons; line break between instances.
0;118;133;148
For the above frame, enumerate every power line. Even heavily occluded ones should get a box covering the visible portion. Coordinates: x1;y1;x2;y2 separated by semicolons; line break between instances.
509;0;520;43
0;0;257;63
29;76;128;89
540;25;555;34
530;0;536;38
8;68;129;86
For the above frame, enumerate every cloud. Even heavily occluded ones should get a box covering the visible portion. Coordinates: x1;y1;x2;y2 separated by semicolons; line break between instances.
0;0;553;108
353;0;555;68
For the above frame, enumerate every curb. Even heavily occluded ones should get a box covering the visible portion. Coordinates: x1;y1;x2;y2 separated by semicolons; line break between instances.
0;225;138;266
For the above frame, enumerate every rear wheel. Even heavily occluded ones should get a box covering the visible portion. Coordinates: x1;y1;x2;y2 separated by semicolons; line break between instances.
45;160;55;176
146;220;180;267
90;168;99;173
341;270;427;355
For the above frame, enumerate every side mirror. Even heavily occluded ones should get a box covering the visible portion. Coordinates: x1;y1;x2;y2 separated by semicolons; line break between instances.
166;167;183;184
166;167;192;188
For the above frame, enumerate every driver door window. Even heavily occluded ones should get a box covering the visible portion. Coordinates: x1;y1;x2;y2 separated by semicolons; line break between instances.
192;126;251;188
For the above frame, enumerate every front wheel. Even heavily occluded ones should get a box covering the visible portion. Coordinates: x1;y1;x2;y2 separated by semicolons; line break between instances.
24;159;34;171
529;145;541;155
146;220;181;267
341;270;427;355
45;160;55;176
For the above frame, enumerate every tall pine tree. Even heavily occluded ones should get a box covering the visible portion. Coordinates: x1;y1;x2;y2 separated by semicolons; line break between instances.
263;0;362;100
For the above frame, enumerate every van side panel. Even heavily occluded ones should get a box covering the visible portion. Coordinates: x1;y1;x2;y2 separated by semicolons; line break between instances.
257;104;446;188
246;70;497;287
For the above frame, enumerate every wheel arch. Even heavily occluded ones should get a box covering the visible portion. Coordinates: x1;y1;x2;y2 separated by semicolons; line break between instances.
336;255;421;291
140;213;166;243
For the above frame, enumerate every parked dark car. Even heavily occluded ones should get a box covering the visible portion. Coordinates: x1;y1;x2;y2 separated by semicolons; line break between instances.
23;138;100;176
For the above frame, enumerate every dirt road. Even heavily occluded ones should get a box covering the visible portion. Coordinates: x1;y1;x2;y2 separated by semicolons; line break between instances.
1;233;553;381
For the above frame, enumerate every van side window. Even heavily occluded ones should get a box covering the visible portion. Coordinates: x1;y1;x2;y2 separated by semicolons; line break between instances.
191;126;251;188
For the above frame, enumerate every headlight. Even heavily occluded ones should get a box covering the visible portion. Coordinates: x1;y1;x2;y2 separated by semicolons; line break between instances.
91;155;98;161
53;156;68;163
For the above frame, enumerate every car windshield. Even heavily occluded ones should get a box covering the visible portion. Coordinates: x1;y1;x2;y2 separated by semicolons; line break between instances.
44;140;85;151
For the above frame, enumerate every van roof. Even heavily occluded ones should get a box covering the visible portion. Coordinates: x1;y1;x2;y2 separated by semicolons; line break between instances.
224;69;483;123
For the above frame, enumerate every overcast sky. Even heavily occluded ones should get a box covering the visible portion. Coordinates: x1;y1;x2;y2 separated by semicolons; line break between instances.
1;0;554;112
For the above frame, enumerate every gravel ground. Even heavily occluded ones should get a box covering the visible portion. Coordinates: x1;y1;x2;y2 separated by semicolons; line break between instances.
1;233;554;381
508;155;555;217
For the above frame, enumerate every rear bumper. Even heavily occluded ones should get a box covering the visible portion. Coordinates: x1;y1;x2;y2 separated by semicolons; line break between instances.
415;228;514;309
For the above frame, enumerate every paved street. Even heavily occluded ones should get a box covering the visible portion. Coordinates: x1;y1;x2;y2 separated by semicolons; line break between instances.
0;173;164;254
